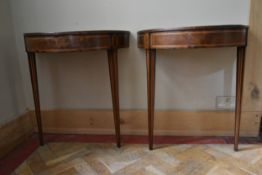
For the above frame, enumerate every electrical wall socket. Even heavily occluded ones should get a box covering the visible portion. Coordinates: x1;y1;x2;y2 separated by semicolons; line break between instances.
216;96;235;110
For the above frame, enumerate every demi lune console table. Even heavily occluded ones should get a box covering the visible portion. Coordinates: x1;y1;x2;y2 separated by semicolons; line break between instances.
137;25;248;151
24;30;130;147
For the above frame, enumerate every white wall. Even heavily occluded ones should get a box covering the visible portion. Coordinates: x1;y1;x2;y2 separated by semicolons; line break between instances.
10;0;250;111
0;0;26;125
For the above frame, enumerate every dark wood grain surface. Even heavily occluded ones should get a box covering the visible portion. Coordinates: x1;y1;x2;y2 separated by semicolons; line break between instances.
25;30;130;53
138;25;247;49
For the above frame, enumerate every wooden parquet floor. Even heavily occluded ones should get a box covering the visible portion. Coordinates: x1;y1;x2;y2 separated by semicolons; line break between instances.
13;143;262;175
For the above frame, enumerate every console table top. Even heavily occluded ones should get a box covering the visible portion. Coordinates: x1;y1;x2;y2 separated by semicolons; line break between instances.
24;30;130;53
138;25;248;34
24;30;130;37
138;25;248;49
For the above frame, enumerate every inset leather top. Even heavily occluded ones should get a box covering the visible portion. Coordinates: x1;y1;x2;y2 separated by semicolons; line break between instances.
24;30;130;53
138;25;248;49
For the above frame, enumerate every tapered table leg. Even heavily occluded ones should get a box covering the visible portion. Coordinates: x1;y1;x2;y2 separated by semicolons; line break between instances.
146;49;156;150
107;49;121;148
27;52;44;145
234;46;246;151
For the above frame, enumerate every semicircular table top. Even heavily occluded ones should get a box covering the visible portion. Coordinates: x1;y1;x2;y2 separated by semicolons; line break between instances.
24;30;130;53
137;25;248;49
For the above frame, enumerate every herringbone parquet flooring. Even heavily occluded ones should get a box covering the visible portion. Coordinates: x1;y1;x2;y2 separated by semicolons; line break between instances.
14;143;262;175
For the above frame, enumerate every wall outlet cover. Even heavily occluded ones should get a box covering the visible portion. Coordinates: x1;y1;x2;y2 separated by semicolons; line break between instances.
216;96;235;110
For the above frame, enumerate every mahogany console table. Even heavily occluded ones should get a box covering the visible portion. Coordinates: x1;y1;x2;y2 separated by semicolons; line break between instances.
24;30;130;147
138;25;248;151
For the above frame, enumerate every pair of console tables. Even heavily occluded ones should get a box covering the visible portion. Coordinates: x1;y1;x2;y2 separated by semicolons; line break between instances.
24;25;248;151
